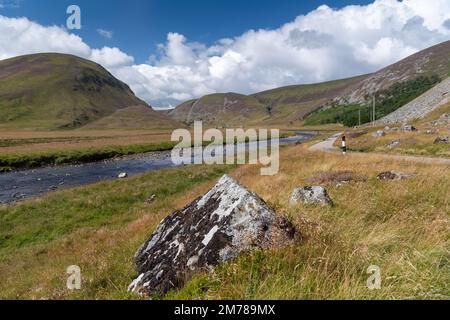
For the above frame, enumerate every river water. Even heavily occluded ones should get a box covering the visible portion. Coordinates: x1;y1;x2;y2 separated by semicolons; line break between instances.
0;132;316;204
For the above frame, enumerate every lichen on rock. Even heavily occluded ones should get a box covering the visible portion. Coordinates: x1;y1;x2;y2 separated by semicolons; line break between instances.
129;175;299;296
290;186;333;206
377;171;417;181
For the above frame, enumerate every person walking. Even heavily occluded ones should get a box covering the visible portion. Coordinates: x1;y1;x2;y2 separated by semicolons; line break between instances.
342;135;347;155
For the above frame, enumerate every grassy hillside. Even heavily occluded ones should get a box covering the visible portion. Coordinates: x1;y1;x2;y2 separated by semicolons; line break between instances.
0;53;173;130
168;76;368;127
168;40;450;128
0;143;448;299
305;75;442;126
252;75;368;125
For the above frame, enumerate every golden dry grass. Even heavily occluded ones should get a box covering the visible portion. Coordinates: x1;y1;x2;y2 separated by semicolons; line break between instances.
0;129;174;153
0;143;448;300
170;146;450;299
335;103;450;158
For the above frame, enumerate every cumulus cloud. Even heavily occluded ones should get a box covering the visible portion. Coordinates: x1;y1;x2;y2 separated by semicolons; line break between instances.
0;15;133;69
91;47;133;68
0;0;449;108
117;0;450;107
0;15;91;60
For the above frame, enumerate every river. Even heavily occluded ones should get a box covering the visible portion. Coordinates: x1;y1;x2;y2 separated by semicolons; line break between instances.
0;132;316;204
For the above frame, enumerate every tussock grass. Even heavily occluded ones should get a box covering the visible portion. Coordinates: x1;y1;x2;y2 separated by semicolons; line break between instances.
169;147;449;300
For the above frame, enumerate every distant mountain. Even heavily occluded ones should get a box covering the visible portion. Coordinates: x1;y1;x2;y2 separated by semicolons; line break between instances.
168;40;450;127
252;75;368;125
0;53;180;130
168;93;268;127
168;76;367;127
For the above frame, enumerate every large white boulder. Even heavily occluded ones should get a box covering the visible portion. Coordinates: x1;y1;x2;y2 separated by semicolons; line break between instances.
129;175;299;296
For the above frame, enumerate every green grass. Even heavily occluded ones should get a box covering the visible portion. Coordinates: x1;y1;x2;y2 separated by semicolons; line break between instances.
0;53;145;130
304;103;364;126
0;164;234;299
0;136;104;148
0;141;178;170
0;164;232;258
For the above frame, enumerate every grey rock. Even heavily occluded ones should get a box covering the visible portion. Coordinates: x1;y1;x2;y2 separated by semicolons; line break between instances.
372;130;386;138
433;136;450;144
386;140;400;149
118;172;128;179
431;113;450;126
12;192;26;199
129;175;299;296
401;125;417;132
290;186;333;206
145;194;156;203
377;171;417;181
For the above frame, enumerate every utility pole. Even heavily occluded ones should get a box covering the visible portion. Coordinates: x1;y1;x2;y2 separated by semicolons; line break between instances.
358;107;361;126
372;95;376;127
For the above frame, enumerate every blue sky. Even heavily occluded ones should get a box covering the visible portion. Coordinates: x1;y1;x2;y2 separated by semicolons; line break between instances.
0;0;449;107
2;0;373;63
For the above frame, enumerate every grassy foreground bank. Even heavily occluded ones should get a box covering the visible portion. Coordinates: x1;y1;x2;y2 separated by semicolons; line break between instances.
0;143;448;299
0;164;234;299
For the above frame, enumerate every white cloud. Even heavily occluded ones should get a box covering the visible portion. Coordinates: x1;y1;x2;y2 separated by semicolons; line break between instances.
97;28;113;39
0;0;449;108
0;15;133;68
90;47;134;68
0;15;91;60
0;0;21;9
